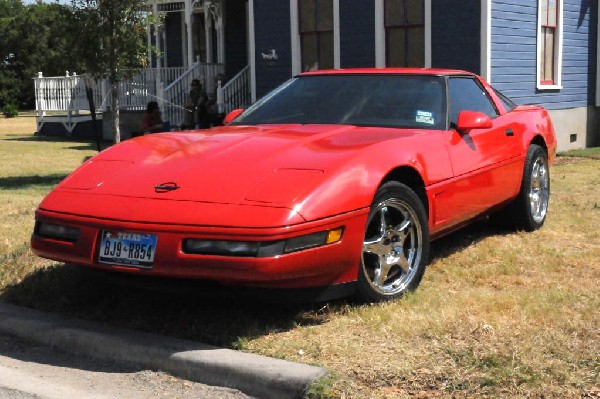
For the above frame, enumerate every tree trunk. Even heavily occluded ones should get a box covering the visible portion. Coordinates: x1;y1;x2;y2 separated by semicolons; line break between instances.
111;81;121;144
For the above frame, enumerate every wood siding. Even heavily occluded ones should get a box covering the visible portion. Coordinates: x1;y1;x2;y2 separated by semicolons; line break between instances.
431;1;481;74
253;0;293;98
340;1;375;68
491;0;597;109
225;0;248;79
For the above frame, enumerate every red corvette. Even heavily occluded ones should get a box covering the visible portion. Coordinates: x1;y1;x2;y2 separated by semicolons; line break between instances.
32;69;556;302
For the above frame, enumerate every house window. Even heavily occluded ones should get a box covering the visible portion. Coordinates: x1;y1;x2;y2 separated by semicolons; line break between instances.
538;0;562;88
299;0;334;71
384;0;424;67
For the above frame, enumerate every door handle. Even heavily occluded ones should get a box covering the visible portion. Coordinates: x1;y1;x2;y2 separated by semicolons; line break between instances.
505;128;514;137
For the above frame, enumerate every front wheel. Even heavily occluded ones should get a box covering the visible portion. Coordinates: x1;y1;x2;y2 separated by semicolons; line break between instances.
357;182;430;303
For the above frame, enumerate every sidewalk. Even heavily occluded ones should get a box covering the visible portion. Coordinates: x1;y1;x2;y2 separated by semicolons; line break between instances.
0;302;326;399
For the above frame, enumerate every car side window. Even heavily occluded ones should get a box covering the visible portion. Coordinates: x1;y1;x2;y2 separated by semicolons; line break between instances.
448;77;499;127
493;88;517;112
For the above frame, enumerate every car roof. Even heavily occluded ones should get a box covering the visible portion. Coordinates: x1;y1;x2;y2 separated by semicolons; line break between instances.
299;67;473;77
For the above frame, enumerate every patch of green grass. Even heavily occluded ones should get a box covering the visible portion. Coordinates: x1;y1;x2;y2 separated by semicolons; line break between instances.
558;146;600;159
304;374;339;399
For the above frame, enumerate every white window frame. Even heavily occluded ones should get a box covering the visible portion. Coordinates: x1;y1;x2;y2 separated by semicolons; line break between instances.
536;0;564;90
291;0;340;75
481;0;492;82
374;0;431;68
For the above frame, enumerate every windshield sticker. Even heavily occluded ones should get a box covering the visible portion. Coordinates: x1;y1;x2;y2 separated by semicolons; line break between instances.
416;110;434;125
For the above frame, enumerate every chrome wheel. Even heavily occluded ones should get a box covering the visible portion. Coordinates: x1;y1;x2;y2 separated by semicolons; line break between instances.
361;194;425;299
508;144;550;232
528;156;549;224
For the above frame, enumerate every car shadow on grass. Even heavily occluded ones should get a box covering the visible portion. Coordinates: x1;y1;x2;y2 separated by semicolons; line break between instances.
3;135;111;152
0;264;350;348
0;174;68;189
429;217;509;262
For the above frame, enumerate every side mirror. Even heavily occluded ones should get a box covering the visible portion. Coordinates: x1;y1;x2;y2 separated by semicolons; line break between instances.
223;109;244;125
456;111;493;132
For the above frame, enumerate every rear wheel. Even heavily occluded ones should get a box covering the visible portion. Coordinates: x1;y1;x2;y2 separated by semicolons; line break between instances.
512;144;550;231
357;182;429;302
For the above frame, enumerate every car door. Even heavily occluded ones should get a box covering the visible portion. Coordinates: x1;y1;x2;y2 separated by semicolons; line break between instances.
433;76;522;229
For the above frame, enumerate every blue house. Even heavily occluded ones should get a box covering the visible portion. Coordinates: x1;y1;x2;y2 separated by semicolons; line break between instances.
37;0;598;150
248;0;599;151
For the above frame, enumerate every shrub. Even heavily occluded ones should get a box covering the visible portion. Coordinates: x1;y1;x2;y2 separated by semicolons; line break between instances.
2;103;19;118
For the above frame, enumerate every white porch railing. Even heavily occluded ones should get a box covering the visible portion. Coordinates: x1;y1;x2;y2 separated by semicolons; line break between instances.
34;64;249;134
34;72;104;113
219;66;251;114
33;72;106;133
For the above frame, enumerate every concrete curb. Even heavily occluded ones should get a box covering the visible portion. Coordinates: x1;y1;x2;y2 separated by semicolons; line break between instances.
0;302;327;399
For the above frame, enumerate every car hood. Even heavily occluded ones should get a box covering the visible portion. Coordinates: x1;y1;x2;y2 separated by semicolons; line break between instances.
59;124;421;203
42;124;434;224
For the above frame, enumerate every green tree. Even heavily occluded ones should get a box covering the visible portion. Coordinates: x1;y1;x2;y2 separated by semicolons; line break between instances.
0;0;83;109
72;0;153;143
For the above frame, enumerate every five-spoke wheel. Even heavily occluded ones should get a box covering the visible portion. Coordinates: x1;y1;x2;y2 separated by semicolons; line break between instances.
357;182;429;302
514;144;550;231
528;154;549;224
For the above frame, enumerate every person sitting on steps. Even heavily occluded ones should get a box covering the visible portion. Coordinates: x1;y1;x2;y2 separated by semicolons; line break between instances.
141;101;169;134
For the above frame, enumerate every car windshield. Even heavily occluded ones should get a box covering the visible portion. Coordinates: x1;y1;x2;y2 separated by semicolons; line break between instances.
233;74;447;130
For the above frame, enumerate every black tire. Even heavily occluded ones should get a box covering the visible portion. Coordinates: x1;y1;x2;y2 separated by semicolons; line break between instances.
357;182;430;303
512;144;550;231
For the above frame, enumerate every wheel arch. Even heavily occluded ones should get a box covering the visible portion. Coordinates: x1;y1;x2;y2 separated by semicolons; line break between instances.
530;134;548;153
380;166;428;217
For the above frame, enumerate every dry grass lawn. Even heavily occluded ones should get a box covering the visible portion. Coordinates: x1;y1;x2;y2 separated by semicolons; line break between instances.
0;116;598;398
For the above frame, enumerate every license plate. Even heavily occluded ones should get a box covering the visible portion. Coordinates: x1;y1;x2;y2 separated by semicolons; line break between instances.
98;231;157;268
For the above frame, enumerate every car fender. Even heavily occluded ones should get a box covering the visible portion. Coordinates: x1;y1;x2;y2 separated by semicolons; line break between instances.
289;132;453;222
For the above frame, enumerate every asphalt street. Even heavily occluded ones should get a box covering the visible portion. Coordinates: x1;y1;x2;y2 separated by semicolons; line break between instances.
0;302;326;399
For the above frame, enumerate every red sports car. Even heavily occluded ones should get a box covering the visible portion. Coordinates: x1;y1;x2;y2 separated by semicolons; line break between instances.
31;69;556;302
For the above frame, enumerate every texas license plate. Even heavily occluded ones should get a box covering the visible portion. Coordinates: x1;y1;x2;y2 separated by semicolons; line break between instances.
98;231;157;268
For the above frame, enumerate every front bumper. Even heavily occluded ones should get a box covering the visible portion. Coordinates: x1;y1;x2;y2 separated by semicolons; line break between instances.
32;208;369;288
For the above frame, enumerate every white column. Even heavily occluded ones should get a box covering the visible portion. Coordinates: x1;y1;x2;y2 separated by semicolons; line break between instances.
216;80;224;113
597;3;600;105
374;0;385;68
185;0;194;67
290;0;300;75
215;2;225;64
424;0;431;68
205;4;213;63
248;0;257;102
147;20;152;64
162;29;168;67
153;0;162;97
333;0;340;69
480;0;492;81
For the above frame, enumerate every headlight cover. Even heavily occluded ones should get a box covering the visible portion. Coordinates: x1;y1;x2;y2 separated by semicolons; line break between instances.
183;227;344;257
35;222;81;242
